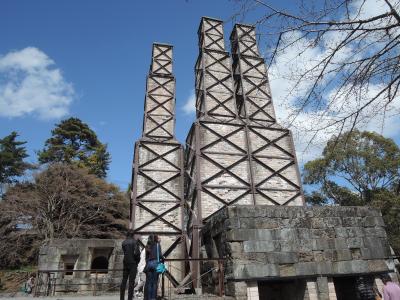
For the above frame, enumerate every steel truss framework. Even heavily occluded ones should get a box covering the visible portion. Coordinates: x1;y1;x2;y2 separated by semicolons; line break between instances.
184;18;305;287
230;24;304;207
131;44;186;288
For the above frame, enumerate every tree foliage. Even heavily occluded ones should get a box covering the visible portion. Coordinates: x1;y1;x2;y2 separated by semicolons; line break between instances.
0;132;30;194
0;163;129;269
38;117;110;178
303;130;400;253
304;130;400;204
234;0;400;145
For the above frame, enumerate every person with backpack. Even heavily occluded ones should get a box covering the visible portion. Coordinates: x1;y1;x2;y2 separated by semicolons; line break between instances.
120;229;141;300
144;234;163;300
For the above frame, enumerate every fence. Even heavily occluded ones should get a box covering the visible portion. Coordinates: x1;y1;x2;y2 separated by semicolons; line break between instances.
33;268;123;297
33;258;225;298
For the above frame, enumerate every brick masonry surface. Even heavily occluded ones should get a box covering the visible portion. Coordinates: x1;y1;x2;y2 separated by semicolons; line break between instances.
202;205;394;283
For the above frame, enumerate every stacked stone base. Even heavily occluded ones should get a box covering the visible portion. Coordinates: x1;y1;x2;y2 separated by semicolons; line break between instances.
202;206;398;299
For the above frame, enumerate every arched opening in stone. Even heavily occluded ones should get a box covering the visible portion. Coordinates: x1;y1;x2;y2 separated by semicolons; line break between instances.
91;256;109;273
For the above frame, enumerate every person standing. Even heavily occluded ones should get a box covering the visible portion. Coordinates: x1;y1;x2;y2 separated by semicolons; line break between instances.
144;234;162;300
382;274;400;300
120;229;141;300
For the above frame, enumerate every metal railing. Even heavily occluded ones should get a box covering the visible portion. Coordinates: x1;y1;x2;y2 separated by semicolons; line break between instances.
33;258;225;298
161;258;225;298
33;268;123;297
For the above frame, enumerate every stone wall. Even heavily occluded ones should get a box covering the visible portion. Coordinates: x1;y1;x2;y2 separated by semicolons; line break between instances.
202;205;396;298
38;239;124;294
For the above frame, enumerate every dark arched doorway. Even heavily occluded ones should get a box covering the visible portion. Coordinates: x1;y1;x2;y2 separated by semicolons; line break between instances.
91;256;109;273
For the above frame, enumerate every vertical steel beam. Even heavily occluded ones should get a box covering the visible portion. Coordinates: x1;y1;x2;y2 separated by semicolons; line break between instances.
230;24;305;206
130;43;187;287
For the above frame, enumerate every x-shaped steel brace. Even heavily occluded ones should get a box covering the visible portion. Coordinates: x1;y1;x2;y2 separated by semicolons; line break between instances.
237;40;259;57
240;56;266;78
202;185;250;207
203;34;225;51
139;143;180;171
205;69;234;94
200;122;247;154
203;50;231;73
153;45;172;60
204;19;223;36
137;171;181;200
201;152;250;187
152;59;172;75
257;188;301;206
145;114;173;138
250;127;293;157
247;97;275;122
135;202;181;232
205;91;236;117
253;157;299;189
146;94;174;116
147;76;174;96
242;75;269;99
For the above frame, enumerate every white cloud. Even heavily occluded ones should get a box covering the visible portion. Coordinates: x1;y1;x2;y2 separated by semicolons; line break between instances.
182;90;196;115
267;0;400;163
0;47;74;119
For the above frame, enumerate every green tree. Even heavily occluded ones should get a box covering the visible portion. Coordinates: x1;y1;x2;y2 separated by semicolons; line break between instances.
0;163;129;268
303;130;400;253
0;132;30;194
38;117;110;178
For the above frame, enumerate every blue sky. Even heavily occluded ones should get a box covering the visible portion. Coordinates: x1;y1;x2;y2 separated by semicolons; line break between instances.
1;0;399;190
0;0;255;188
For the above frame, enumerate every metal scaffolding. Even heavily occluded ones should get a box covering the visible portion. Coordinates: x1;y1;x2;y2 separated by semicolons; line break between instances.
230;24;304;206
184;18;306;288
131;43;187;289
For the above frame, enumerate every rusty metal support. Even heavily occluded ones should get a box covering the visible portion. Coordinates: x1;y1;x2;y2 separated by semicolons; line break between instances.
130;43;187;289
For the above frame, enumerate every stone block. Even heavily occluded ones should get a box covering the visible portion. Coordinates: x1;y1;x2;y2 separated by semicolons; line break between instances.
323;250;335;261
317;277;328;293
346;226;365;237
280;240;299;252
350;248;362;260
226;229;275;241
313;251;324;262
335;249;352;261
367;259;389;272
333;260;369;274
298;252;315;262
297;239;313;252
334;238;348;250
239;217;255;229
324;217;342;228
254;217;279;229
346;237;363;248
311;228;336;239
296;262;318;276
316;261;333;274
361;245;386;259
342;217;362;227
297;228;312;239
233;263;279;279
334;227;349;238
363;216;385;227
266;252;298;264
224;218;240;229
364;227;387;238
311;218;326;229
279;263;296;277
243;240;279;253
312;239;330;251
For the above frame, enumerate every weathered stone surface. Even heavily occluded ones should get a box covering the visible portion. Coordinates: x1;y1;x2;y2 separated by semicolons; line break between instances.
202;205;395;282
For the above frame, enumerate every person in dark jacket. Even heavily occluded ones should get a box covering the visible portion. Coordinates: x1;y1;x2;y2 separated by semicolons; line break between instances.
144;234;162;300
120;229;141;300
